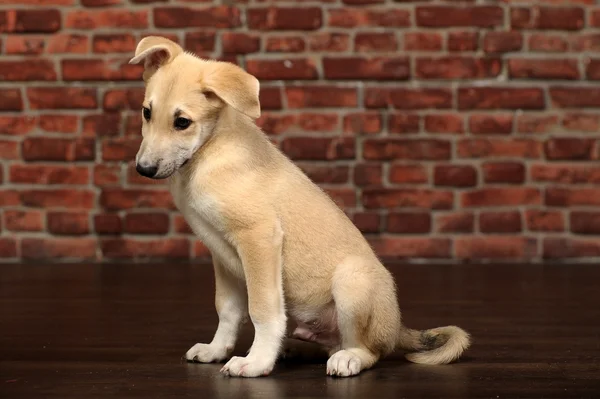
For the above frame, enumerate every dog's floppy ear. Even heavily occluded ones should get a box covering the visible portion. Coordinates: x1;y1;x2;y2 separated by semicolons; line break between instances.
203;62;261;119
129;36;183;82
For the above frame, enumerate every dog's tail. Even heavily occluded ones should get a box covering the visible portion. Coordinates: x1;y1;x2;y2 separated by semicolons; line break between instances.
396;325;470;365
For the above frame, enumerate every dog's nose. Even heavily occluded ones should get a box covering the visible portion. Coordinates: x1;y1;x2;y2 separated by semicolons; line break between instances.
136;163;158;178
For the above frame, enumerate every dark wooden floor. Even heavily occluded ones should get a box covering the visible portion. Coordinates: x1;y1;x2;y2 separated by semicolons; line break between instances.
1;262;599;398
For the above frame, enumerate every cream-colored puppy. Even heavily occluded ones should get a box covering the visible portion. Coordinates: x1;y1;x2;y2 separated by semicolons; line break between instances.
129;36;470;378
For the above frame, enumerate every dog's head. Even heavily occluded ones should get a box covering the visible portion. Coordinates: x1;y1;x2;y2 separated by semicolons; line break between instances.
128;36;261;179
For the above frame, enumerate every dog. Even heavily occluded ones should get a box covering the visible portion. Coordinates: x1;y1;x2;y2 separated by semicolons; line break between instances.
129;36;470;378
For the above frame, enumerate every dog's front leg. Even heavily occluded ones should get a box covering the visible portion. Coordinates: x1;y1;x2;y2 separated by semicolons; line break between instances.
220;223;286;378
186;257;247;363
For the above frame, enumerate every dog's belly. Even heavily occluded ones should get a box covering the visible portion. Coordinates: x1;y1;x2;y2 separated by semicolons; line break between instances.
289;303;340;348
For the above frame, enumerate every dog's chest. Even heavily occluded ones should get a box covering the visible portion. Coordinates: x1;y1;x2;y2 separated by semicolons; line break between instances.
169;175;243;278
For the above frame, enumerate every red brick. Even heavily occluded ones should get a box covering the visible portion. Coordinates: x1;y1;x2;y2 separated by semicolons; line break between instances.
531;164;600;184
0;140;18;159
28;88;97;110
324;188;356;208
0;9;61;33
544;238;600;259
416;6;503;28
47;211;89;235
343;112;382;135
47;34;89;53
593;9;600;27
469;114;514;135
39;115;79;134
281;137;355;160
5;35;45;54
82;0;122;6
62;59;142;81
0;60;56;81
125;113;142;136
483;32;523;53
248;7;321;30
587;59;600;80
101;137;141;162
309;33;350;52
256;114;296;135
352;212;380;234
362;188;453;210
509;59;579;80
388;114;420;134
546;188;600;207
10;165;89;185
416;57;501;79
424;114;464;134
0;116;36;136
101;238;190;259
174;215;193;234
94;214;121;235
570;34;600;52
342;0;383;4
405;32;443;52
458;87;545;110
184;31;216;54
434;165;477;187
324;57;410;80
193;241;211;259
100;189;175;210
221;32;260;54
328;8;410;28
355;32;398;52
83;113;121;137
0;238;17;258
389;164;428;184
66;9;148;29
258;87;282;110
103;88;144;110
21;238;96;260
483;162;525;184
456;237;537;260
365;88;453;110
246;59;318;80
22;138;95;162
363;139;451;161
526;210;564;232
516;115;559;135
298;164;349;184
297;113;338;132
1;0;73;4
20;190;95;209
354;163;382;187
545;138;594;160
0;89;23;111
124;212;170;234
436;212;474;234
94;165;120;187
571;212;600;235
368;237;451;259
512;7;584;30
93;33;136;53
266;36;305;53
4;210;43;232
286;86;357;108
386;213;431;234
529;34;568;52
550;88;600;108
448;31;479;52
480;211;522;233
462;188;541;207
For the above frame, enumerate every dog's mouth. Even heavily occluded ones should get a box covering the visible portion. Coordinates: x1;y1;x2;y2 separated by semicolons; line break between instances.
181;158;189;167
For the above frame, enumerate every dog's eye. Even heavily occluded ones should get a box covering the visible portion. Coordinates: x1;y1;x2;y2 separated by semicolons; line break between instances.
174;117;191;130
142;107;151;121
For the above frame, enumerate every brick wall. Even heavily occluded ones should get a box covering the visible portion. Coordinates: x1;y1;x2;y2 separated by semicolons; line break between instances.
1;0;600;262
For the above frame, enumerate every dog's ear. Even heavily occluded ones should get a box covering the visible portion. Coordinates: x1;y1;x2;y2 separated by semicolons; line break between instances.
129;36;183;82
203;62;261;119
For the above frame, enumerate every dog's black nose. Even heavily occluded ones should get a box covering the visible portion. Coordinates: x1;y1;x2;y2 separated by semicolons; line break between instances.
136;163;158;178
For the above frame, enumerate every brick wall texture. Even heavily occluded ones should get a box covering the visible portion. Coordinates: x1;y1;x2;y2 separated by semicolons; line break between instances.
1;0;600;262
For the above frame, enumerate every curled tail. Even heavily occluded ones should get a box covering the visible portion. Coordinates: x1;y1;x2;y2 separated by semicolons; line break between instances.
397;325;470;365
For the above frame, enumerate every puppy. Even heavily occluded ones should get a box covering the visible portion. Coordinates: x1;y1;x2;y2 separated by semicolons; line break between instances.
129;36;470;378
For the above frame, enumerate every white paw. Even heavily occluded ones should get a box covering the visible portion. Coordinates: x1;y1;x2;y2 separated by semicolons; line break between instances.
185;343;229;363
220;356;274;377
326;350;362;377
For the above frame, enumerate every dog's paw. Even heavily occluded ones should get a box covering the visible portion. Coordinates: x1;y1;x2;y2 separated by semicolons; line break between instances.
326;350;362;377
220;356;274;377
185;343;229;363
